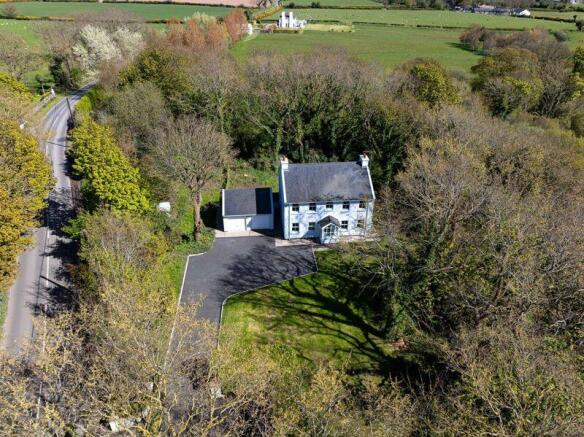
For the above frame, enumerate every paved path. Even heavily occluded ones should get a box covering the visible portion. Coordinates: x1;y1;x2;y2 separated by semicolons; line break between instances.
2;89;88;355
181;237;317;325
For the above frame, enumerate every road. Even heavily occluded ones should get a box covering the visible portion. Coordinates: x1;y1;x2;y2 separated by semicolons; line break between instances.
2;89;87;355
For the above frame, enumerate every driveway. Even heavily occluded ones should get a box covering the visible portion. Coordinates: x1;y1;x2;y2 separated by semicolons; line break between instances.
181;237;317;325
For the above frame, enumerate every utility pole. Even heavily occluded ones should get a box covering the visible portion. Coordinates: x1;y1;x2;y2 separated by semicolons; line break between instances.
66;97;74;119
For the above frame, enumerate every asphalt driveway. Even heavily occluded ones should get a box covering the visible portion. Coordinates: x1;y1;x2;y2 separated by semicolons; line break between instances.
181;237;317;325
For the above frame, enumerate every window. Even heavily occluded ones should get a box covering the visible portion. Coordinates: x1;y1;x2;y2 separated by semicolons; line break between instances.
357;219;365;229
342;201;350;210
324;226;335;237
292;223;299;233
341;220;348;230
308;221;315;231
326;202;333;210
309;203;316;211
359;201;366;209
292;203;299;212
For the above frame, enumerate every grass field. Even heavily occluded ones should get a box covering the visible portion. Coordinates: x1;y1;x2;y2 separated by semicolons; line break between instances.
531;9;583;20
0;1;233;20
234;24;482;72
279;8;576;30
221;249;396;372
0;18;41;45
289;0;382;6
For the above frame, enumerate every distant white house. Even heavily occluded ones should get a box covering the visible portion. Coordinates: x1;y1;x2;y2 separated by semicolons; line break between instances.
278;11;307;29
516;9;531;16
279;155;375;244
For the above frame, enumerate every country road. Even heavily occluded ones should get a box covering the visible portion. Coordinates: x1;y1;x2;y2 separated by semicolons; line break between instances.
2;89;88;355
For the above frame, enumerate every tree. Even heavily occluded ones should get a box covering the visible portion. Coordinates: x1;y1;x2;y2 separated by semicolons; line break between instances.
69;120;150;213
106;81;171;156
0;121;53;291
431;322;584;435
0;34;39;81
72;24;143;79
400;59;460;107
573;46;584;75
39;22;82;90
118;45;194;114
224;9;248;44
153;118;234;240
472;47;543;117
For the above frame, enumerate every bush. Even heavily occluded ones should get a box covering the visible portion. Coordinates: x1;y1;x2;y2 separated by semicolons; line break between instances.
1;4;18;18
552;30;569;42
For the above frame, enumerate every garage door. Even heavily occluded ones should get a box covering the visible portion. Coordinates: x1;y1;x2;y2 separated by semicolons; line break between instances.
223;217;248;232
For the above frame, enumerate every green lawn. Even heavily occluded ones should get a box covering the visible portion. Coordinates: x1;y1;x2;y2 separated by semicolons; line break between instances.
278;8;575;30
234;24;482;72
221;249;398;372
1;1;234;20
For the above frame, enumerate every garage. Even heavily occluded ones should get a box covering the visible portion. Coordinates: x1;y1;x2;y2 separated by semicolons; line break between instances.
221;187;274;232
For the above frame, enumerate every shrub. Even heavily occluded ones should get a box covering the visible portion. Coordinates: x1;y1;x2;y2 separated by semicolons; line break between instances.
1;4;18;19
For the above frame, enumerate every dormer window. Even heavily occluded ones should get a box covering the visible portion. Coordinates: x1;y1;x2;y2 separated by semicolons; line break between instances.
326;202;333;210
292;203;299;212
342;201;350;210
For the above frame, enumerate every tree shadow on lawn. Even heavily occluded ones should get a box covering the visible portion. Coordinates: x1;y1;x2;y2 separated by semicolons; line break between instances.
222;249;420;379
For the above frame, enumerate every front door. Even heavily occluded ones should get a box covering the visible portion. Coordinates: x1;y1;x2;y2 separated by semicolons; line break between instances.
320;224;338;244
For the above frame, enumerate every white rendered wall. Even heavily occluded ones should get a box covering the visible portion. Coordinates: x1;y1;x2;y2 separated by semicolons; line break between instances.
283;200;374;239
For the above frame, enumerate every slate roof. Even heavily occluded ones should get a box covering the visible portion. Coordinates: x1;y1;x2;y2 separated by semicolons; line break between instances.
319;215;340;227
282;162;374;203
223;188;273;217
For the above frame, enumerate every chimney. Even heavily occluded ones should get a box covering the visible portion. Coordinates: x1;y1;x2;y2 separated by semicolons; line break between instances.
280;156;289;171
359;153;369;168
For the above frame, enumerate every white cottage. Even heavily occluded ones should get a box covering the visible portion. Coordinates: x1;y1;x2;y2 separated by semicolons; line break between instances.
279;155;375;243
278;11;307;29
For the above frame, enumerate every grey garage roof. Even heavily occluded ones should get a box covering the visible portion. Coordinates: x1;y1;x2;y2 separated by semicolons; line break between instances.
223;188;273;217
282;162;374;203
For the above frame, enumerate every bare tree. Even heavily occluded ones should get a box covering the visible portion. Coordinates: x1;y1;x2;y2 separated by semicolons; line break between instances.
153;118;234;240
